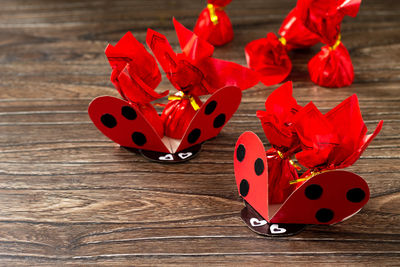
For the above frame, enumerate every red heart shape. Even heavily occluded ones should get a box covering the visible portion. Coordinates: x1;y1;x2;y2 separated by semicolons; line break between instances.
88;96;170;153
89;86;242;154
234;131;370;225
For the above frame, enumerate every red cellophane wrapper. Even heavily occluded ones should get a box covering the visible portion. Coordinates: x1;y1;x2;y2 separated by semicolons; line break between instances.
194;0;233;46
147;18;258;139
245;33;292;86
308;42;354;87
278;8;320;50
105;32;168;137
297;0;361;46
160;95;203;139
294;94;383;180
256;82;303;203
297;0;362;87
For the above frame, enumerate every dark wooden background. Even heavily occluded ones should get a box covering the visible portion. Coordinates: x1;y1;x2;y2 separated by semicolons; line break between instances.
0;0;399;265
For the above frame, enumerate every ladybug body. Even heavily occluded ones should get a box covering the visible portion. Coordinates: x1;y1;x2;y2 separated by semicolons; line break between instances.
234;131;370;236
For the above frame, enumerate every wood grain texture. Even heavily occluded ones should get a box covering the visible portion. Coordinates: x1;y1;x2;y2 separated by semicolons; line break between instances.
0;0;399;265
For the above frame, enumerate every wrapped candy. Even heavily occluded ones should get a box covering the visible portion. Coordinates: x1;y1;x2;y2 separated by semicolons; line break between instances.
194;0;233;46
147;18;258;139
278;8;320;50
245;33;292;87
296;0;362;87
293;94;383;183
256;82;303;203
105;32;168;137
245;8;320;86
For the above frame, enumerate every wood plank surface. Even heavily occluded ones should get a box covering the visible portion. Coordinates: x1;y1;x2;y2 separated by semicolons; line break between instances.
0;0;399;265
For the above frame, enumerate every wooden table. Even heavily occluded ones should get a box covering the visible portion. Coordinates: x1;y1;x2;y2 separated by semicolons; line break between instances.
1;0;399;265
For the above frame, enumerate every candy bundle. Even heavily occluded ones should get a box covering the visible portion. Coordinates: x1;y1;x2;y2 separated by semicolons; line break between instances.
245;0;362;88
194;0;234;46
297;0;362;87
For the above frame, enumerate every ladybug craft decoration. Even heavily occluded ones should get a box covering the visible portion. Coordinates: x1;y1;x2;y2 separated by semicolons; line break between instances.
194;0;234;46
88;18;258;163
245;0;362;88
234;82;383;236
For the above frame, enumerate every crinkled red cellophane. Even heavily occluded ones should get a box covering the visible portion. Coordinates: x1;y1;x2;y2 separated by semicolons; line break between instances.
294;94;383;175
105;32;167;137
257;82;302;203
245;33;292;86
147;18;258;139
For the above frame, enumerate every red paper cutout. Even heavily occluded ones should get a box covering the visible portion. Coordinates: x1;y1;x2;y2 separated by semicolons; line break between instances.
234;131;370;225
297;0;362;87
245;33;292;86
234;131;270;220
194;0;233;46
88;96;170;153
176;85;242;152
270;170;370;224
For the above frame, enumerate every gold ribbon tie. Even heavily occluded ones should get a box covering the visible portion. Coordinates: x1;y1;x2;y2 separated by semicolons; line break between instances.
279;36;287;46
329;33;341;51
207;3;224;25
276;150;301;171
289;170;329;185
168;91;200;111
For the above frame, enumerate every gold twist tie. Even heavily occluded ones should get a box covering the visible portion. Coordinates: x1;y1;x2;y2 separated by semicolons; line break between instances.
289;170;329;185
276;150;301;171
207;3;224;25
279;36;287;46
168;91;200;111
329;34;341;51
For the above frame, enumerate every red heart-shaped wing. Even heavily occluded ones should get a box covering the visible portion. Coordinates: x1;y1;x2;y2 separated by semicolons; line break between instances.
176;86;242;152
234;131;270;221
88;96;170;153
270;170;369;225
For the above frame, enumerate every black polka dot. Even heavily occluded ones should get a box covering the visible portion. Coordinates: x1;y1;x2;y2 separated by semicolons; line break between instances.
346;188;366;203
205;100;217;115
315;208;334;223
188;128;201;144
213;113;226;128
121;106;137;120
254;158;264;176
236;144;246;162
131;132;147;146
305;184;323;200
240;179;249;197
101;114;117;128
